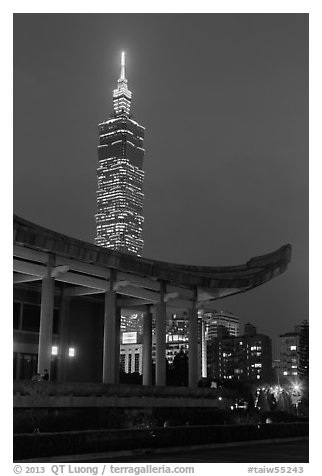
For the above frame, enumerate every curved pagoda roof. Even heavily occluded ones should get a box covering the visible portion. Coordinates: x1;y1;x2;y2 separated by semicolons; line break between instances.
13;215;292;307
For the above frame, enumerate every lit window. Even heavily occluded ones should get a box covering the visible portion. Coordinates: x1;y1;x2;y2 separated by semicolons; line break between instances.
283;371;288;376
51;346;58;356
290;345;297;351
69;347;75;357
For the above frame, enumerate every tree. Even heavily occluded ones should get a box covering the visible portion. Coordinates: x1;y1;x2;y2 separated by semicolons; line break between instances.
256;389;270;412
119;370;142;385
172;348;188;386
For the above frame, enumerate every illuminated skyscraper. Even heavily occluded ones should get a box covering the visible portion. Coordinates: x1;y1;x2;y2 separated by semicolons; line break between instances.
95;52;145;255
204;310;240;339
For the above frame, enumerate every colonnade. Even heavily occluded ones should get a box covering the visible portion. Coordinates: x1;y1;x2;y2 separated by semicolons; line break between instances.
36;261;201;388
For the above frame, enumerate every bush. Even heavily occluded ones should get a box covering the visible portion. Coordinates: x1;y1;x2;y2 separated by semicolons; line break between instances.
14;422;309;461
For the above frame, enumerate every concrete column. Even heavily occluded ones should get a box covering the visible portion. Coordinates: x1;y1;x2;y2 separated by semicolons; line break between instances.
114;306;121;384
102;271;120;384
15;353;22;380
188;295;199;388
142;305;152;386
37;256;55;375
56;288;70;382
155;281;167;386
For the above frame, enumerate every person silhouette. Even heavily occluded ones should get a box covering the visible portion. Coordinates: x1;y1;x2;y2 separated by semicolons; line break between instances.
42;369;49;381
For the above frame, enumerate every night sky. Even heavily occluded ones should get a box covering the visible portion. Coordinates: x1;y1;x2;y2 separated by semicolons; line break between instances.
13;13;308;351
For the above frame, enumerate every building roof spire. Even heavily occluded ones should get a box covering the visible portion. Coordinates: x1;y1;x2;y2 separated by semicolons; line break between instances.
120;51;126;81
118;51;127;83
113;51;132;116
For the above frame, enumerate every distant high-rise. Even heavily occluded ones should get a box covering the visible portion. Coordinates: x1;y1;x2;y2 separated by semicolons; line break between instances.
95;52;145;255
298;320;309;381
207;323;272;383
204;310;240;339
278;326;300;382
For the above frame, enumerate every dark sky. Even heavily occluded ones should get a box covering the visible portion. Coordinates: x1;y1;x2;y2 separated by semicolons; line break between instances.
13;13;308;351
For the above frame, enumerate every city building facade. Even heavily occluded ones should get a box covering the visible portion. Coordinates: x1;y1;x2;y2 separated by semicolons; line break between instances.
150;312;190;367
207;323;272;383
165;313;189;365
95;52;145;256
204;310;239;339
278;327;301;383
120;343;143;374
298;320;309;382
120;312;190;374
199;310;239;379
120;312;143;335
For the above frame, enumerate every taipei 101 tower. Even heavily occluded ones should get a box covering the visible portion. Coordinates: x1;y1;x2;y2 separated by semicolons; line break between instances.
95;52;145;256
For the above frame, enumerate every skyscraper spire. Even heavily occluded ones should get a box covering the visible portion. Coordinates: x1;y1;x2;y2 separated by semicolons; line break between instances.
113;51;131;116
120;51;126;81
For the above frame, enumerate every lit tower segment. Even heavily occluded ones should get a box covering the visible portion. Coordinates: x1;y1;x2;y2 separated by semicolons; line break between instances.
95;52;145;256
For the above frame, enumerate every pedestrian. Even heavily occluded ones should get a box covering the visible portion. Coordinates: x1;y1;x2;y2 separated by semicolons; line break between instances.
42;369;49;381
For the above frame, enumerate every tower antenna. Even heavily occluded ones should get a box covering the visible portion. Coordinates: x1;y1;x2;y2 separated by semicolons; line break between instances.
120;51;126;81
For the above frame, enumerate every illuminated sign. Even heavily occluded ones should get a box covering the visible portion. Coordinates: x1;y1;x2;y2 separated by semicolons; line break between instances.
122;332;137;344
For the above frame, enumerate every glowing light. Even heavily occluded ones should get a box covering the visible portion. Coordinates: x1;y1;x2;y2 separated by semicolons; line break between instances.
69;347;75;357
51;346;58;355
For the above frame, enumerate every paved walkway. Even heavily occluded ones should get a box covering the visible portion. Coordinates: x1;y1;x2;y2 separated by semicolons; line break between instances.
19;437;309;464
84;437;309;464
